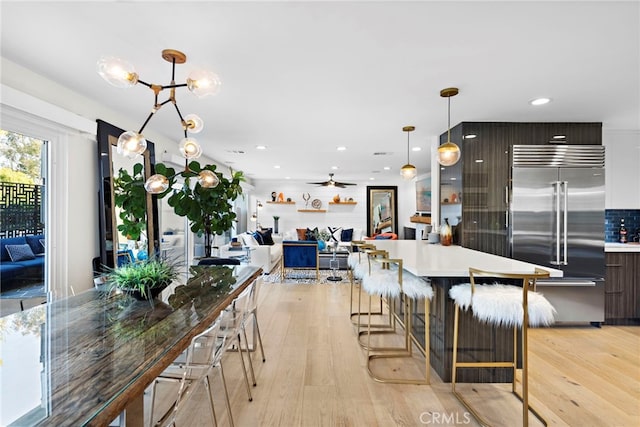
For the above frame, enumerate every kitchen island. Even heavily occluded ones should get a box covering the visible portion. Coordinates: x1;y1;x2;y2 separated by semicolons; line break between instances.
364;240;563;382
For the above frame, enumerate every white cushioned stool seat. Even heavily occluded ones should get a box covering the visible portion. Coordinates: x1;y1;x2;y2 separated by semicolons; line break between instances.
449;283;556;328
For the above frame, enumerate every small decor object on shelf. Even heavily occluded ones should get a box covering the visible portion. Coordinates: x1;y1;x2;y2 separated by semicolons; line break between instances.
278;192;285;202
286;197;292;202
271;191;277;201
619;218;627;243
302;192;311;208
333;194;341;203
311;198;322;209
273;216;280;234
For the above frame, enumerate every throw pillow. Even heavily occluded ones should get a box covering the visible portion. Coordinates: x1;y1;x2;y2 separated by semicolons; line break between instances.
40;239;45;249
305;227;318;241
296;228;307;241
340;228;354;242
241;233;260;247
328;226;341;242
256;229;275;245
6;244;36;261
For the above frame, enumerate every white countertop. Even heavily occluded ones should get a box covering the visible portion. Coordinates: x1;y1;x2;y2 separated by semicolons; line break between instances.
368;240;564;278
605;242;640;253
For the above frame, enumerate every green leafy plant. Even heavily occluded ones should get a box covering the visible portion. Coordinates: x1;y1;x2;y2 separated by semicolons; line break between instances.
106;257;179;299
113;164;147;241
154;161;244;258
316;229;331;241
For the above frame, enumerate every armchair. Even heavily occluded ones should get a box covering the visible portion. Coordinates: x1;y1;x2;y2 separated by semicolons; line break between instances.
281;241;319;282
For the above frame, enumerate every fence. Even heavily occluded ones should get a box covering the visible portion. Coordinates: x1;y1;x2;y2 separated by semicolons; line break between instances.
0;182;44;238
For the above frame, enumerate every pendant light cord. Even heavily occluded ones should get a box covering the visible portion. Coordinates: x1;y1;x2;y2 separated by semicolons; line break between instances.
407;130;410;163
447;95;451;143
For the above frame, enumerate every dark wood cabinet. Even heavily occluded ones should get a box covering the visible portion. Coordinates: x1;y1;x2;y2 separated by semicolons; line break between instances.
439;122;602;257
605;252;639;322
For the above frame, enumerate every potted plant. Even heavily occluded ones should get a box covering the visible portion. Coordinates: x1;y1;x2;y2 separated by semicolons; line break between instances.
106;257;179;300
154;161;244;258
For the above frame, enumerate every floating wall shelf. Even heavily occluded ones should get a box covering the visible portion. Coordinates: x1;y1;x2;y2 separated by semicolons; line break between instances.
297;209;327;213
266;201;295;204
329;201;357;205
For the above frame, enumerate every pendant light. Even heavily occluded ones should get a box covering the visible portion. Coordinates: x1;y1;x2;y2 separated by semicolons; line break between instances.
400;125;417;180
98;49;221;193
438;87;461;166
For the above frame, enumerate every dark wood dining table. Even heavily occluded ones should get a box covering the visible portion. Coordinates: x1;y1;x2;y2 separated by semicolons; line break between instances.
0;265;262;427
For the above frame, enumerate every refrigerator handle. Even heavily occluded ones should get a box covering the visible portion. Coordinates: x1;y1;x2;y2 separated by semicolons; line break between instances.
504;186;509;229
551;181;561;265
562;181;568;265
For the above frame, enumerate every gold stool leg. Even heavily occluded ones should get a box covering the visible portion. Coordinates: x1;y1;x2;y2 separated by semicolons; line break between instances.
366;295;429;385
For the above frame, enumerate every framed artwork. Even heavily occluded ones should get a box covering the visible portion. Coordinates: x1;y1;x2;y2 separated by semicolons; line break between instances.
416;177;431;212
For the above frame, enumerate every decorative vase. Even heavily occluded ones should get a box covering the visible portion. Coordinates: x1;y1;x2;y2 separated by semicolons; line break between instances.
318;240;326;251
273;217;279;234
441;219;452;246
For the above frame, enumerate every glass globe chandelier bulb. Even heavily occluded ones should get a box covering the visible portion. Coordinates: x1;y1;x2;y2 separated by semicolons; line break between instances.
179;137;203;159
144;174;169;194
184;114;204;133
117;131;147;158
187;69;221;98
437;141;461;166
96;56;138;88
400;164;417;180
197;170;219;188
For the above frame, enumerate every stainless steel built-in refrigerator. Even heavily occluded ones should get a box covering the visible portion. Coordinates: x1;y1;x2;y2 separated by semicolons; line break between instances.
510;145;605;324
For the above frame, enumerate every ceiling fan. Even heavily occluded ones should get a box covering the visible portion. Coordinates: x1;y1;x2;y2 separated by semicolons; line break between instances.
307;173;357;188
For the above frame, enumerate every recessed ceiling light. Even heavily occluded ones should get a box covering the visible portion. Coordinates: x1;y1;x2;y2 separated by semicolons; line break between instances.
256;145;267;150
553;135;566;139
383;166;391;170
530;97;551;106
285;176;291;180
331;166;339;170
412;147;421;152
337;146;347;151
369;177;375;181
274;165;280;169
464;134;477;139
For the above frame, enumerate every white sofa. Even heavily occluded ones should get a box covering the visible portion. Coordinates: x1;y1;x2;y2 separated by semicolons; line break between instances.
220;232;283;274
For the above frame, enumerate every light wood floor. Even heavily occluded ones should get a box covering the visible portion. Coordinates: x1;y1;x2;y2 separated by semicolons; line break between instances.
151;281;640;427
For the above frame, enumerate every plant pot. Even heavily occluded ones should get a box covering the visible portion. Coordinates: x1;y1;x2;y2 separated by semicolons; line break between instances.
121;283;168;300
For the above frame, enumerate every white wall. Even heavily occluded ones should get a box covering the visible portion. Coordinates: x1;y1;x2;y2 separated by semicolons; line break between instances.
603;130;640;209
251;175;418;238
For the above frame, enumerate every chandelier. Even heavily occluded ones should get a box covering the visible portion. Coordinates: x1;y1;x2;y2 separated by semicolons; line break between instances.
97;49;221;193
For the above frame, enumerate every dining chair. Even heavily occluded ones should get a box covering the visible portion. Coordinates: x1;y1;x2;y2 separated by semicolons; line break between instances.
148;310;235;427
449;267;555;427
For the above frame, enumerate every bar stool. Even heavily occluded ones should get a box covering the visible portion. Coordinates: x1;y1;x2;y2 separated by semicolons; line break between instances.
362;254;433;385
449;267;555;427
348;243;390;333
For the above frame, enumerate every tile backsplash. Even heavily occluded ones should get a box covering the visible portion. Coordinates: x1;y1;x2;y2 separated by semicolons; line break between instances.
605;209;640;242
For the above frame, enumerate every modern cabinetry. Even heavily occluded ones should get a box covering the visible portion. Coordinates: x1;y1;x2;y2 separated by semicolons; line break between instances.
439;122;602;257
605;252;639;322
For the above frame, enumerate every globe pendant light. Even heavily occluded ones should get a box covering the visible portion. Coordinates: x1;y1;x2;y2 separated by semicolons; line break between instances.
400;125;417;180
438;87;461;166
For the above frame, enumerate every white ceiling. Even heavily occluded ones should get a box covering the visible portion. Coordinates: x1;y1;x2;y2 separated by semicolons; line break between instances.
1;1;638;183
